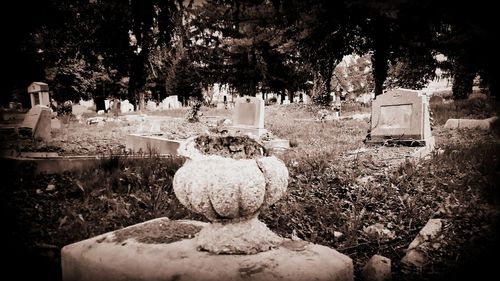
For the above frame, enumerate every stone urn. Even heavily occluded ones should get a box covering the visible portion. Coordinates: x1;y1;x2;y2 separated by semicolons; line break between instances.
173;135;288;254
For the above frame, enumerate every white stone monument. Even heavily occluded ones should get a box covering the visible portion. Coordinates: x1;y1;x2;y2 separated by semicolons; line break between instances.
225;96;267;137
28;82;50;108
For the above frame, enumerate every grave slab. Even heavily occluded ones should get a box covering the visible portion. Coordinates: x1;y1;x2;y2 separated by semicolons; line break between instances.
62;218;353;281
126;133;182;155
0;154;176;175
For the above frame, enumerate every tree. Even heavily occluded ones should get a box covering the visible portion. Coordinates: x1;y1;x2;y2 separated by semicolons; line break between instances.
331;55;374;98
277;0;356;104
347;0;439;96
188;0;304;98
127;0;177;104
434;0;498;98
4;0;179;105
385;51;437;90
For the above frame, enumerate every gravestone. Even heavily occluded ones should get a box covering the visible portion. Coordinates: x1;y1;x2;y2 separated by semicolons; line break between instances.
283;96;290;105
18;105;52;141
28;82;50;108
146;100;157;111
159;96;181;110
225;96;267;137
120;100;134;113
369;88;434;148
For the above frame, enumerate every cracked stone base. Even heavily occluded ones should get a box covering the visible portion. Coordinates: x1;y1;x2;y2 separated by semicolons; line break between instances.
196;217;282;254
62;218;354;281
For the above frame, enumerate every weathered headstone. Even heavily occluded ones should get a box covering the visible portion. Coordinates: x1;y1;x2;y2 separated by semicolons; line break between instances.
283;96;291;105
159;95;182;110
146;100;157;111
225;96;267;137
18;105;52;141
369;88;434;148
28;82;50;108
120;99;134;113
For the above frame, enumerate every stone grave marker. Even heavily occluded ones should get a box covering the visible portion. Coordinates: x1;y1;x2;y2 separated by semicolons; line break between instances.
369;88;434;149
18;105;52;141
225;96;267;137
283;96;291;105
28;82;50;108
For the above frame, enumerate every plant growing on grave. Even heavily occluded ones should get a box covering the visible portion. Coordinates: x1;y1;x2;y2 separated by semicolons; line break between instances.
186;99;202;123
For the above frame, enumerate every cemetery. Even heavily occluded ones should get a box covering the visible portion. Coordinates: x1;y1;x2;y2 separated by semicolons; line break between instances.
1;93;499;281
2;1;499;281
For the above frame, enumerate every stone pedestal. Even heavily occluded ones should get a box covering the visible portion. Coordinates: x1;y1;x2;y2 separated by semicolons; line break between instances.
62;218;353;281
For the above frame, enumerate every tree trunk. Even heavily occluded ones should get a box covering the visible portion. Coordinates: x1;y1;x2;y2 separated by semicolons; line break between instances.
372;20;390;97
452;55;475;99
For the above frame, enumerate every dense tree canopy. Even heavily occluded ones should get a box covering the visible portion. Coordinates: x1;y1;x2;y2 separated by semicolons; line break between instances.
2;0;498;106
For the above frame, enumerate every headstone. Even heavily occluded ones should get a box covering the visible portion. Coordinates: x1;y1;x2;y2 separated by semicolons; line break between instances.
120;100;134;113
223;97;267;137
71;104;91;116
104;99;111;111
27;82;50;108
146;100;157;111
79;99;95;109
159;95;181;110
302;93;311;104
369;88;434;148
18;105;52;141
224;96;267;137
283;96;290;105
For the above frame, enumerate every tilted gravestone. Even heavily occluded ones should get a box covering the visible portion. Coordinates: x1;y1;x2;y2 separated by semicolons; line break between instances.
225;96;268;137
18;105;52;141
369;88;434;148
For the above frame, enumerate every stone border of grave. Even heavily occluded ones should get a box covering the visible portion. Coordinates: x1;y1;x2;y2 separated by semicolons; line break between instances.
0;154;175;175
444;116;498;131
125;134;183;155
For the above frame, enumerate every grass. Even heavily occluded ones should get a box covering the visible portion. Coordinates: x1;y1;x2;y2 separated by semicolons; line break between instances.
430;98;500;125
1;99;499;280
